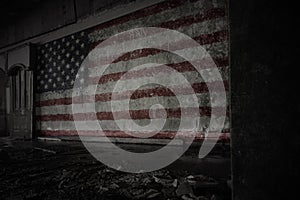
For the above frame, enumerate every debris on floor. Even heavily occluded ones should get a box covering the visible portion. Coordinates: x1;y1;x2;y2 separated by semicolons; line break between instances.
0;139;231;200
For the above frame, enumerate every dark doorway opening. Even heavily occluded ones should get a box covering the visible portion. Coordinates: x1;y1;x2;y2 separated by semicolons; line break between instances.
7;64;33;139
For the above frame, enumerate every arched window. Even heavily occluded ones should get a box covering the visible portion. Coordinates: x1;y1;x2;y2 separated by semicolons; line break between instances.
8;64;32;112
7;64;33;138
6;44;35;139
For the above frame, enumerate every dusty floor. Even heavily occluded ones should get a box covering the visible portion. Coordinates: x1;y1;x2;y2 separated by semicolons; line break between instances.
0;137;231;200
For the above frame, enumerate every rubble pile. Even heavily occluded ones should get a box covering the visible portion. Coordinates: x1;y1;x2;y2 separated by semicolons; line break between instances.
0;140;231;200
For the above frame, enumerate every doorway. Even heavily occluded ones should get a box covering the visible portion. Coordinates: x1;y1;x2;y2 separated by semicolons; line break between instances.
7;64;33;139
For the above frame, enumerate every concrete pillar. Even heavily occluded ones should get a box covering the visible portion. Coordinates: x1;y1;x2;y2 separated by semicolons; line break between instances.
230;0;299;199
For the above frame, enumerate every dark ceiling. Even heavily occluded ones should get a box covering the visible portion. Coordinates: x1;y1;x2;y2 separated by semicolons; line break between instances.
0;0;42;25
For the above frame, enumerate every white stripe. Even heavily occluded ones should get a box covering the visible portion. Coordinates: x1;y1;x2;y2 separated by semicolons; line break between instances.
36;92;228;115
74;66;228;95
88;28;226;64
37;66;228;102
39;117;230;131
88;18;227;61
89;41;228;77
88;0;227;43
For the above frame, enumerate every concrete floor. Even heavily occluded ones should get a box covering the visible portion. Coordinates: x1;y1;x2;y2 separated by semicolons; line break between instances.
0;137;231;200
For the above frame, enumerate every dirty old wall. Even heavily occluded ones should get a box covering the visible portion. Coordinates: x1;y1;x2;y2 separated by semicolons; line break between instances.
35;0;230;139
0;0;141;48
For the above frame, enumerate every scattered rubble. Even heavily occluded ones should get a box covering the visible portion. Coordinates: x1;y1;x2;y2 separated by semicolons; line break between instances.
0;140;231;200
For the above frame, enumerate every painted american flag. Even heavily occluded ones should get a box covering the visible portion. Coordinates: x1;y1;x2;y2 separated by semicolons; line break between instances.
35;0;230;140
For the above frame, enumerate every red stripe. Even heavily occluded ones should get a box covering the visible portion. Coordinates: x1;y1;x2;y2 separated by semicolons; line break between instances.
89;7;226;49
159;8;226;29
88;0;187;34
89;58;228;85
37;106;227;121
107;81;228;101
89;30;228;66
38;130;230;141
37;80;228;107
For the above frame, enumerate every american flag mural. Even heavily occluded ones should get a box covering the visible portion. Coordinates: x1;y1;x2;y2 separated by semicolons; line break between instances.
35;0;230;140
